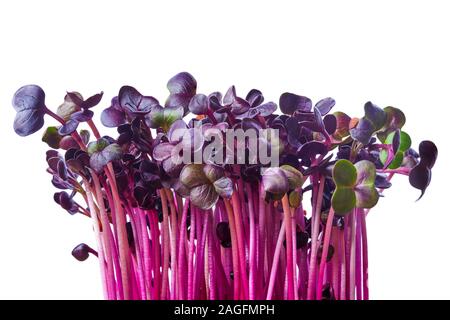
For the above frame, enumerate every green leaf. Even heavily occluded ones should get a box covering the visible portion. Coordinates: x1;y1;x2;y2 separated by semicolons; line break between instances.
332;111;351;141
333;159;357;187
42;126;62;149
288;191;301;208
379;131;411;169
87;138;110;155
354;160;379;209
332;187;356;215
281;165;304;190
332;159;379;215
377;106;406;142
179;164;209;189
145;105;184;131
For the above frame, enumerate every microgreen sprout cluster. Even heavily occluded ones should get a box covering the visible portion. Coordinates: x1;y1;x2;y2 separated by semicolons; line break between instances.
12;72;437;300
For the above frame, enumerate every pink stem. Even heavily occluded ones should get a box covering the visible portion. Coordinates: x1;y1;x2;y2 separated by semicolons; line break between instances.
361;210;369;300
246;183;257;300
177;199;190;299
187;206;197;299
266;219;286;300
307;175;325;300
316;207;335;299
231;192;249;299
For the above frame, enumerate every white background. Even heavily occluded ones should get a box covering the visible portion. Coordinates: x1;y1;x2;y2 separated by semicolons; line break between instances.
0;0;449;299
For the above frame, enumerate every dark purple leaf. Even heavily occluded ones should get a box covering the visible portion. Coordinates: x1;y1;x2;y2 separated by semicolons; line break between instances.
71;243;93;261
262;167;289;195
409;164;431;200
57;160;68;181
323;114;337;135
279;92;312;115
82;91;103;109
246;89;264;107
188;93;209;115
59;136;79;150
223;86;237;105
231;97;250;115
119;86;158;116
375;174;392;189
58;119;79;135
297;141;328;166
89;143;123;172
101;97;126;128
66;92;85;107
165;72;197;114
418;140;438;169
71;109;94;122
350;102;386;145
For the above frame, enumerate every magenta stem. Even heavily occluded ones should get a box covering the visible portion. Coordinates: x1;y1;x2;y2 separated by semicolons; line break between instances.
316;207;335;299
307;175;325;300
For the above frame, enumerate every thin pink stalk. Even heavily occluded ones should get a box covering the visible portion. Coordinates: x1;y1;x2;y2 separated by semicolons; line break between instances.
355;211;362;300
307;175;325;300
223;199;241;299
177;199;190;299
316;207;335;299
266;219;286;300
187;206;197;299
105;166;131;299
281;195;294;300
361;209;369;300
84;183;109;299
349;209;357;300
159;190;170;299
91;173;117;300
138;208;152;299
231;192;249;299
257;183;266;298
245;183;256;300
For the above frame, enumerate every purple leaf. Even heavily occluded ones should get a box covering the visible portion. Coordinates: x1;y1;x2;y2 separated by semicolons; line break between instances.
101;97;126;127
315;97;336;115
12;85;46;136
58;119;79;135
279;92;312;115
188;93;209;115
71;109;94;122
165;72;197;114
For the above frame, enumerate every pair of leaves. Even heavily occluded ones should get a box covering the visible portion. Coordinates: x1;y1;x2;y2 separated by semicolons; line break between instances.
42;126;90;149
262;165;304;200
379;130;411;169
13;85;47;136
58;91;103;135
101;86;160;127
331;159;379;215
377;106;406;143
54;191;78;214
350;102;386;145
165;72;197;115
87;138;123;172
409;140;438;200
180;164;233;210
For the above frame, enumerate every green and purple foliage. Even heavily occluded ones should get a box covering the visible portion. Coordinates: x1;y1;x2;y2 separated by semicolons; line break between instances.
12;72;437;300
